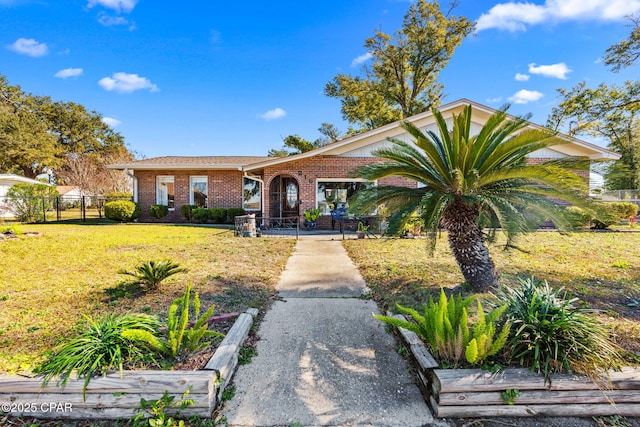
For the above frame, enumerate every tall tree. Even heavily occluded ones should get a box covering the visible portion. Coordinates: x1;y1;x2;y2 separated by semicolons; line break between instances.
350;105;593;291
603;15;640;72
0;76;60;178
547;81;640;190
325;0;474;132
0;75;130;179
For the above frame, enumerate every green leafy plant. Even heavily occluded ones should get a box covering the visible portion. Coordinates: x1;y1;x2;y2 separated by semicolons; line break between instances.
357;221;369;233
118;260;188;289
105;200;138;222
36;313;161;397
126;283;223;358
374;288;510;366
501;388;520;405
179;204;198;223
496;276;622;380
6;183;59;223
303;208;321;223
132;388;194;427
226;208;246;222
149;204;170;221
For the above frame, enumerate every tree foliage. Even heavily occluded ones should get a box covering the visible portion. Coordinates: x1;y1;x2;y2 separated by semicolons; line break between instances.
603;15;640;72
547;81;640;190
268;122;343;157
351;105;595;291
324;0;474;132
0;75;131;181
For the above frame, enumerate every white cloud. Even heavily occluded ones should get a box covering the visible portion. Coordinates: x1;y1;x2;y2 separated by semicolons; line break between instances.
98;13;128;26
102;117;121;127
87;0;137;13
476;0;640;32
515;73;530;81
351;52;373;68
528;62;571;79
486;97;503;103
98;72;159;93
509;89;544;104
257;108;287;120
7;38;48;57
54;68;83;79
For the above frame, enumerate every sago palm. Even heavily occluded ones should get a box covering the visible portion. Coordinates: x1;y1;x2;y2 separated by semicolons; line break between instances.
351;105;595;291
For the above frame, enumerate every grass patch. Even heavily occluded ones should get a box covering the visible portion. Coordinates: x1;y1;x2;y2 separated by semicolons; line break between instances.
0;224;295;373
344;231;640;360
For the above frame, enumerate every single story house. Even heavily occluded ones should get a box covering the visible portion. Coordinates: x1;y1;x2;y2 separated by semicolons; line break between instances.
0;174;52;218
108;99;620;226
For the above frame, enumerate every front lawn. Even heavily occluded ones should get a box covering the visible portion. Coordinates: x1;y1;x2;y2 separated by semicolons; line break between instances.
0;224;296;373
344;231;640;359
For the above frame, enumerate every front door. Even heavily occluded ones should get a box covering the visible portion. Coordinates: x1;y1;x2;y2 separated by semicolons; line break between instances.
270;175;299;218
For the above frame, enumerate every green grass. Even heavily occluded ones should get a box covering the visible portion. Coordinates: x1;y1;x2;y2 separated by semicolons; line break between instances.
344;231;640;360
0;224;296;373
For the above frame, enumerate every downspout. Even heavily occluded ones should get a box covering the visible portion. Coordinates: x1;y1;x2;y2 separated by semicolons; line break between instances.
124;169;138;203
244;172;265;226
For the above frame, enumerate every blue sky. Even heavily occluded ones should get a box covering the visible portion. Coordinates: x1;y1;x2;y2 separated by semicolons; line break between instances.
1;0;639;158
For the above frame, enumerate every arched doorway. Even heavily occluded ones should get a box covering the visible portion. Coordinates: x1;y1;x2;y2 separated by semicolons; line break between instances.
269;175;299;218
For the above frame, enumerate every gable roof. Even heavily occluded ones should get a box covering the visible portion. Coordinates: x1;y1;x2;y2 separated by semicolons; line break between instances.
244;98;619;171
108;99;620;172
0;174;50;186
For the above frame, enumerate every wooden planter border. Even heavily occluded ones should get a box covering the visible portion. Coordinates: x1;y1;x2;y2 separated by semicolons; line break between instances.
390;313;640;418
0;308;258;420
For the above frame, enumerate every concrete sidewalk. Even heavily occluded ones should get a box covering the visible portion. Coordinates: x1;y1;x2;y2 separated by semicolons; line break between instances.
221;236;435;427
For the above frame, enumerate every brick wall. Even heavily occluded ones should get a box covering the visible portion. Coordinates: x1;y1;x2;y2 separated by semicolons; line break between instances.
135;169;245;222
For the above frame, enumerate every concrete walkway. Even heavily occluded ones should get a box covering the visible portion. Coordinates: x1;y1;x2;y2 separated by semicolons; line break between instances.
221;235;435;427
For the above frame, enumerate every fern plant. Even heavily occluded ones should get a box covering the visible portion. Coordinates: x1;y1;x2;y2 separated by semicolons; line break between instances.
118;260;188;289
124;283;224;358
374;288;510;366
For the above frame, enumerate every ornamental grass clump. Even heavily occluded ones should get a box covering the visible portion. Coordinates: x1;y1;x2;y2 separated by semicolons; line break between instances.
496;276;622;380
36;313;162;398
374;288;510;366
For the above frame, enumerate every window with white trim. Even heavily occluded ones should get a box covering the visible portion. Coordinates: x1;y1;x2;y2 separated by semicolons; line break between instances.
156;176;175;209
316;179;375;215
243;177;261;211
190;176;208;208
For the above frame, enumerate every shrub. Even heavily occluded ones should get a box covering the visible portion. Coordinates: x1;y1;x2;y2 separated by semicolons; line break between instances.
226;207;246;222
564;206;592;228
37;313;161;396
118;260;188;290
192;207;209;223
105;200;137;222
6;183;59;223
179;204;198;222
208;207;228;223
105;192;133;202
495;276;622;380
592;202;639;229
610;202;638;220
374;289;510;366
148;204;169;221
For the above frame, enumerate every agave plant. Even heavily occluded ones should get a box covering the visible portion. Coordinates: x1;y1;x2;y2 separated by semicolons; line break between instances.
118;259;188;289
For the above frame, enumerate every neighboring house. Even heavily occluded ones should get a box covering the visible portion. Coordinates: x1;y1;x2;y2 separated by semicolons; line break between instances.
108;99;621;226
0;174;51;218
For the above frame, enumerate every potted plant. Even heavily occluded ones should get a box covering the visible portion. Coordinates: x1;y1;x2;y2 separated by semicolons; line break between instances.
356;221;369;239
303;207;321;229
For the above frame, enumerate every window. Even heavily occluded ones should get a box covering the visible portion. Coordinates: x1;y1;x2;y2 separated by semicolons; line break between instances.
316;179;375;215
190;176;208;208
156;176;175;209
243;177;261;211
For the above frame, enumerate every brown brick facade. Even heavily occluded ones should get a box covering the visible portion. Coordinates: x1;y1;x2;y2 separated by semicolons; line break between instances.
135;169;245;222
